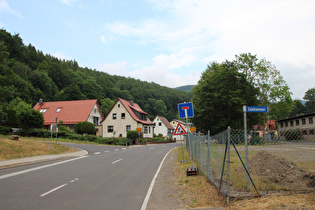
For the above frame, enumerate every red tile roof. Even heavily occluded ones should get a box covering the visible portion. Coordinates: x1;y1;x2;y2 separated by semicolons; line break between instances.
33;99;99;125
157;116;174;130
104;98;153;125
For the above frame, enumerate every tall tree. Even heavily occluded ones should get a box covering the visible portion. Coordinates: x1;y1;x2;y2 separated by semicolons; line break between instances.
303;88;315;113
234;53;294;119
193;61;260;134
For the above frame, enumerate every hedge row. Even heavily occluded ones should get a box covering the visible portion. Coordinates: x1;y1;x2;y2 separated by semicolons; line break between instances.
0;125;13;135
14;128;128;146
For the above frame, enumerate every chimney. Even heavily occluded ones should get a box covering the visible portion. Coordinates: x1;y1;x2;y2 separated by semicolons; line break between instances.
39;98;43;106
129;98;134;106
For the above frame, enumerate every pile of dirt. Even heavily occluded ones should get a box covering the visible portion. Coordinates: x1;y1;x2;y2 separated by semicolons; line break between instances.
248;151;315;192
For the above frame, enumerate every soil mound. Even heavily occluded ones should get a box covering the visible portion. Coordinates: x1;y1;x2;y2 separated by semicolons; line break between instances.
248;151;314;192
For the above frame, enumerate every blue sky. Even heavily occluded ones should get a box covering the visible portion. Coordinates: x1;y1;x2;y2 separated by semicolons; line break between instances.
1;0;314;99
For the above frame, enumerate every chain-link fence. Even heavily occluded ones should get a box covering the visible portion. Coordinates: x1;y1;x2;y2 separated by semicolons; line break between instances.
185;127;315;204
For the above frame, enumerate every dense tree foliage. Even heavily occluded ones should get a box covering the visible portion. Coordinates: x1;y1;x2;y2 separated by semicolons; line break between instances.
0;29;191;125
303;88;315;113
234;53;294;120
193;61;260;134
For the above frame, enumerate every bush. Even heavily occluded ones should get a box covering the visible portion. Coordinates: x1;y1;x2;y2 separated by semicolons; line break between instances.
282;129;302;141
74;122;95;135
0;125;13;135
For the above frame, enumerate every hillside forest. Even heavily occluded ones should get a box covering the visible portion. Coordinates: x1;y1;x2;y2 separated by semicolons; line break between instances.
1;29;314;134
0;29;191;123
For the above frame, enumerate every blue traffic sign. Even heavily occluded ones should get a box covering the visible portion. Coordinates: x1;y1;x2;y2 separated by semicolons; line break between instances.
246;106;268;113
178;102;194;118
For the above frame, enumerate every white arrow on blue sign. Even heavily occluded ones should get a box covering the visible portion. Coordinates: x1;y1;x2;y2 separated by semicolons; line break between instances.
178;102;194;118
246;106;268;113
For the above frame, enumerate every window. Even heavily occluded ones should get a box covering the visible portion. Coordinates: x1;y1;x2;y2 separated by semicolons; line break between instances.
93;117;99;125
290;121;294;126
280;122;284;128
113;113;117;120
159;122;162;126
126;125;131;132
309;117;313;124
56;108;62;113
118;104;120;108
108;126;114;133
40;109;47;113
296;120;300;126
121;113;125;119
144;126;148;134
303;129;307;135
302;118;306;125
310;129;314;135
285;122;288;127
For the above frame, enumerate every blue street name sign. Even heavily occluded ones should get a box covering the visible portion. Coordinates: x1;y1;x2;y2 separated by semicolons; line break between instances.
246;106;268;113
178;102;194;118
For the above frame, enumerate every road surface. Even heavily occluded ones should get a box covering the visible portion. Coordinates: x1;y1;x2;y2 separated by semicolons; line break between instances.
0;143;179;210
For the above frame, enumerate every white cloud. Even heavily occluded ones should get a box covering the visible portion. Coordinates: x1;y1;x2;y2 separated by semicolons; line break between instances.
0;0;24;19
57;0;77;6
53;52;71;60
97;61;128;76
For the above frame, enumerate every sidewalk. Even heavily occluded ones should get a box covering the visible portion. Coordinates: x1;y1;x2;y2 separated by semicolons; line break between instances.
0;149;88;168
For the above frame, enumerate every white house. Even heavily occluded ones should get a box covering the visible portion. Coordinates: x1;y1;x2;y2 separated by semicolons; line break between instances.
153;116;174;138
101;98;154;138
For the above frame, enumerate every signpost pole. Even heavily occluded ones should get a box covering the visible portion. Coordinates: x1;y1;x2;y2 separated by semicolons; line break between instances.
55;117;58;144
185;109;193;168
243;105;249;189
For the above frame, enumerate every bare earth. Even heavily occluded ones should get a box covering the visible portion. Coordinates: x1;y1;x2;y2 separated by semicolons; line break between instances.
147;147;315;210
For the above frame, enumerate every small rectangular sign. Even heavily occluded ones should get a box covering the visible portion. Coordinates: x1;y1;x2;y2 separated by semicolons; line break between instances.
178;102;194;118
136;128;142;132
246;106;268;113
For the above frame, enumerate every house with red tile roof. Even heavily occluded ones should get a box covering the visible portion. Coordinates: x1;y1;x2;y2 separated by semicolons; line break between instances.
101;98;154;139
153;116;174;138
33;99;103;135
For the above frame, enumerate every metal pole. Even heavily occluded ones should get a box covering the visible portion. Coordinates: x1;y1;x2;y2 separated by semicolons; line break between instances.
243;105;249;189
185;109;193;168
55;117;58;144
227;126;231;205
207;130;211;182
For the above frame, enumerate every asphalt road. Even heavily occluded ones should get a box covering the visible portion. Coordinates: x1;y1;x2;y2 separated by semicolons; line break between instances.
0;143;179;210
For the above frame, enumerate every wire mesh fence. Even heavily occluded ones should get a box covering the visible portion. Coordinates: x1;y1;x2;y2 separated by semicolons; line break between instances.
186;127;315;204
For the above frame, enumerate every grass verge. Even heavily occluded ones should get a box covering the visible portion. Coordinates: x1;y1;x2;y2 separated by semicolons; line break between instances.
0;135;77;160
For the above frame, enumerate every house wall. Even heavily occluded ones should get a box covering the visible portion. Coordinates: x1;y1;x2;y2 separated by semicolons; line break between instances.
278;113;315;140
87;104;103;126
102;100;138;138
153;117;168;137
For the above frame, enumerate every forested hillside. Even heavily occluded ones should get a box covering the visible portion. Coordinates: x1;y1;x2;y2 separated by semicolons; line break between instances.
0;29;191;121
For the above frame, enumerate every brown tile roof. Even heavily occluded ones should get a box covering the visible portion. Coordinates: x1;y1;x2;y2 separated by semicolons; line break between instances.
157;116;174;130
104;98;153;125
33;99;99;125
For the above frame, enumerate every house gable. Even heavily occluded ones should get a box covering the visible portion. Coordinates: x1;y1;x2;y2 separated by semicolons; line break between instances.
101;98;154;138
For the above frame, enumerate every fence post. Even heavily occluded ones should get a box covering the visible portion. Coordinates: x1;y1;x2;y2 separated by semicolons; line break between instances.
207;130;211;182
227;126;231;205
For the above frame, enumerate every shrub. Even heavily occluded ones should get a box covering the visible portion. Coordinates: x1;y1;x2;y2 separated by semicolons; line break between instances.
0;125;12;135
74;122;95;135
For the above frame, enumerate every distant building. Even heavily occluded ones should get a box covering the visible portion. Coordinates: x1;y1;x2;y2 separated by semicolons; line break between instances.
101;98;154;138
33;99;103;136
153;116;174;138
277;112;315;140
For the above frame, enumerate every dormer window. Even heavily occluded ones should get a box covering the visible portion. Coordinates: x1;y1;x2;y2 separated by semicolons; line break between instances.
56;108;62;113
40;109;47;113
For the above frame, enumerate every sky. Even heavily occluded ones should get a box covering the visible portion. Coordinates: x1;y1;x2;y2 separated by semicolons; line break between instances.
0;0;314;100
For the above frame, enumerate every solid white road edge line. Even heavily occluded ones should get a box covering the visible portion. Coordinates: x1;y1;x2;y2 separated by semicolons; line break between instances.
0;156;87;180
40;183;68;197
140;147;177;210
